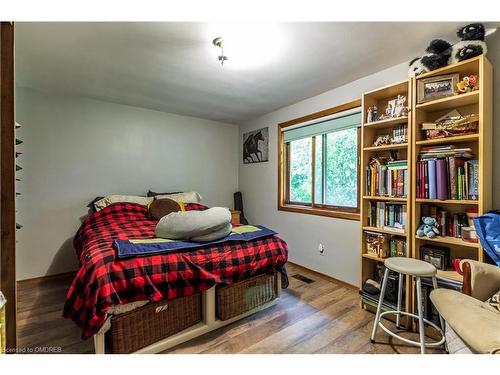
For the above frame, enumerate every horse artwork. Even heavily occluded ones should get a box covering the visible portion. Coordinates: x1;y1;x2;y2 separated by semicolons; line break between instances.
243;127;269;164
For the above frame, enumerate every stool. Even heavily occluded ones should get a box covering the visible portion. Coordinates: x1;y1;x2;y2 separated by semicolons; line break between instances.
370;257;445;354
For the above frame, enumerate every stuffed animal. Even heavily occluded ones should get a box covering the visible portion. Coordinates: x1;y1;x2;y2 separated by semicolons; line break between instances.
416;216;440;238
457;74;479;93
408;23;488;77
408;39;452;77
449;23;487;65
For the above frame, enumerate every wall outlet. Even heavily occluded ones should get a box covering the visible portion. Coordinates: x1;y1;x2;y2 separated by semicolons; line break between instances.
318;243;325;256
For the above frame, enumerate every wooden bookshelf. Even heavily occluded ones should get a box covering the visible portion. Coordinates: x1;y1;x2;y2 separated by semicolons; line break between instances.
411;55;492;280
360;79;412;324
360;57;493;332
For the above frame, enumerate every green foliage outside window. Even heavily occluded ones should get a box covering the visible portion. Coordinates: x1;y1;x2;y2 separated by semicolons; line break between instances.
289;127;358;207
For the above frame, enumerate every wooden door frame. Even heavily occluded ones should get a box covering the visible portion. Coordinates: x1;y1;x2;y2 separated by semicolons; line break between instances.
0;21;16;351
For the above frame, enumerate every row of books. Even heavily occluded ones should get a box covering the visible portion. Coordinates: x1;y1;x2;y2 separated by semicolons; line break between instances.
392;124;408;144
368;202;407;232
365;159;408;198
416;145;478;200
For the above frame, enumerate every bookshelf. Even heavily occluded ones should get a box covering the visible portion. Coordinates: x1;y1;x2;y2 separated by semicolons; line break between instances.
359;56;492;334
411;55;492;284
359;80;412;322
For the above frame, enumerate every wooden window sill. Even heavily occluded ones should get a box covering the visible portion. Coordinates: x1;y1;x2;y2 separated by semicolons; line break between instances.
278;203;360;221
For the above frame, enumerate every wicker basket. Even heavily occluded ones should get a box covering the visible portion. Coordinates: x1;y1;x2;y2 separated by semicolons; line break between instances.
106;293;201;353
216;272;278;321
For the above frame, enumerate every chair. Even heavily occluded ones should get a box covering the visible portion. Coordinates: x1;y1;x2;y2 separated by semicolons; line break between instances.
430;259;500;354
370;257;445;354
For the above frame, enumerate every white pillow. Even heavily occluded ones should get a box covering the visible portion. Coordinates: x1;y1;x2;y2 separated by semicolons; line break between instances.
155;207;231;240
154;191;202;204
94;195;153;211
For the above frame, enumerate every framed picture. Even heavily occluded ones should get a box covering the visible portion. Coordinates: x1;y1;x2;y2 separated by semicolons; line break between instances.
243;127;269;164
417;74;459;104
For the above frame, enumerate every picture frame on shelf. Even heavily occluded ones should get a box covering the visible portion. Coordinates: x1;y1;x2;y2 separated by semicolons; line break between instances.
417;73;459;104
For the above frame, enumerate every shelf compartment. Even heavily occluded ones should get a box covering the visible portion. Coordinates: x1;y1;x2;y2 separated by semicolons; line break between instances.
415;91;479;112
363;116;408;129
415;235;479;249
415;133;479;146
415;198;478;205
362;226;407;236
363;143;408;152
362;196;407;202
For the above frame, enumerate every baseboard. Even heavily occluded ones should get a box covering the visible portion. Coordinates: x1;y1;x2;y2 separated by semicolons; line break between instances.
286;261;358;290
17;271;76;286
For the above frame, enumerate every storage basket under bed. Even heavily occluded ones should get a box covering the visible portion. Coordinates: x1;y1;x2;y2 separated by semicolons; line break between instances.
106;293;201;353
216;271;278;321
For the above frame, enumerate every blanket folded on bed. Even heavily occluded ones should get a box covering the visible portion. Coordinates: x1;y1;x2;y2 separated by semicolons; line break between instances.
114;225;277;258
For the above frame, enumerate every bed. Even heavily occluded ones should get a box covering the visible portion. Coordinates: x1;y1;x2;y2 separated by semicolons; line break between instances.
63;201;288;353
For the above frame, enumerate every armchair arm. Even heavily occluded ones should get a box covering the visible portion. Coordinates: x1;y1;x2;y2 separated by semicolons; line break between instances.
461;259;500;301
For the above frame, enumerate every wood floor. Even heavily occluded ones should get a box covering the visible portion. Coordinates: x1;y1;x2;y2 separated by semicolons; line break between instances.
17;263;445;354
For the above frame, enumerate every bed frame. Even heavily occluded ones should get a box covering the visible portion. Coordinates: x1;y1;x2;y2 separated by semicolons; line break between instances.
93;273;281;354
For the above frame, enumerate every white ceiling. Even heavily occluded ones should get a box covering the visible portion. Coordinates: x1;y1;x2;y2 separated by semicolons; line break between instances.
15;22;483;124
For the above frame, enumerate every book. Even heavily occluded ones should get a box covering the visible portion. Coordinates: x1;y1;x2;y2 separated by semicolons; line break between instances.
436;159;448;200
428;159;437;199
468;160;479;200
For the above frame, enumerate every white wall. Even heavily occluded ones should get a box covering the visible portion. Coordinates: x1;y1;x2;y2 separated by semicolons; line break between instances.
239;31;500;287
16;87;239;280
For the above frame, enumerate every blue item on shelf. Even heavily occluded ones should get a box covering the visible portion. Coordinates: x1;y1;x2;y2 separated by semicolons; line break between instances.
474;210;500;266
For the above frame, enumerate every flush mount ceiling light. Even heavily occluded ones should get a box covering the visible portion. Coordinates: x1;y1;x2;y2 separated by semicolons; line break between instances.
212;37;228;66
207;23;285;70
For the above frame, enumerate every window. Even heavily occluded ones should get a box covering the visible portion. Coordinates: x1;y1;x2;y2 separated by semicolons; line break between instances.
278;100;361;220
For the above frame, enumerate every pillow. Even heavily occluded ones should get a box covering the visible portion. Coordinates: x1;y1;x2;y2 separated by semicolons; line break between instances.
190;222;232;243
154;191;202;204
147;190;182;197
155;207;231;240
87;196;105;212
148;198;182;221
94;195;154;211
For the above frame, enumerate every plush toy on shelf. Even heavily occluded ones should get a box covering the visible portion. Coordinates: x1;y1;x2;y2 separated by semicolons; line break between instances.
408;39;452;77
457;74;479;93
408;23;489;77
416;216;440;238
449;23;488;65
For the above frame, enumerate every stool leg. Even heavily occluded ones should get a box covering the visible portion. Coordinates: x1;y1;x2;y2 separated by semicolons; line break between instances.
370;268;389;343
431;276;445;331
415;277;426;354
396;272;403;329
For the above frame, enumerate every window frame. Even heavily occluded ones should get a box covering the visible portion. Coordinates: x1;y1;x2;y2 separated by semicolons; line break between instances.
278;99;361;221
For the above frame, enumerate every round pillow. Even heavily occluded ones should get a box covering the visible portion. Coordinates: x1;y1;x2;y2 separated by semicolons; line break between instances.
149;198;181;220
155;207;231;240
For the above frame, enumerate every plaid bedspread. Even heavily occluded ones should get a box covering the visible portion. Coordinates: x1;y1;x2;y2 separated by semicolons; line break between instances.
63;202;288;338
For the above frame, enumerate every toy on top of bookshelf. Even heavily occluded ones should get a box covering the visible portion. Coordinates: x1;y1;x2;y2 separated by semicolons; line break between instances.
420;109;479;140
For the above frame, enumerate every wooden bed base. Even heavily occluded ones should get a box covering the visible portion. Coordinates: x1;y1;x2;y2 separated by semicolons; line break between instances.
93;273;281;354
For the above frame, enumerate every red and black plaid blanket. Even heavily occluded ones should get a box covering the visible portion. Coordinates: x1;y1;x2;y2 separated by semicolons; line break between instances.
63;202;288;338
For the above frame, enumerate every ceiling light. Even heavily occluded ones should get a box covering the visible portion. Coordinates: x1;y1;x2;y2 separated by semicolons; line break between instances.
212;37;228;66
207;23;285;70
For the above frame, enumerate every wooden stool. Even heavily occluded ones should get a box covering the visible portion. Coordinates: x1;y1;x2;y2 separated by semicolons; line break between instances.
370;257;445;354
